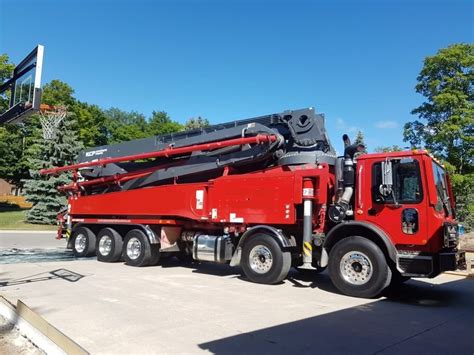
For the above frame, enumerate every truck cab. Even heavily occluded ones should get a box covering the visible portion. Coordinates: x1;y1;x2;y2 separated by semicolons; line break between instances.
355;150;463;278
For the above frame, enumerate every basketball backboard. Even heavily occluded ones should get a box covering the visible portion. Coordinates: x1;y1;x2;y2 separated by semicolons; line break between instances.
0;45;44;124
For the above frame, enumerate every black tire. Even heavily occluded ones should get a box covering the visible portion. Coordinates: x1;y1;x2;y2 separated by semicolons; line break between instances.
123;229;160;267
241;234;291;284
96;227;123;262
71;226;96;258
328;236;392;298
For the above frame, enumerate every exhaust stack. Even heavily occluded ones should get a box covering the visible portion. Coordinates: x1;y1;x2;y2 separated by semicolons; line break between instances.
328;134;365;222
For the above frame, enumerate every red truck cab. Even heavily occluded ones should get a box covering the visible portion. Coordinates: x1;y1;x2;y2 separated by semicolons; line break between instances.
354;150;463;278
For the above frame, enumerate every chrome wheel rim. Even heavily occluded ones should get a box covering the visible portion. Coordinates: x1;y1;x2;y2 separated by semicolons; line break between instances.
74;234;87;253
99;235;112;256
249;245;273;274
127;237;142;260
340;251;373;285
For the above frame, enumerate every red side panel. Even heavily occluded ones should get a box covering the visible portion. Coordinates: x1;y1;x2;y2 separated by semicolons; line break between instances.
70;183;210;221
69;165;331;226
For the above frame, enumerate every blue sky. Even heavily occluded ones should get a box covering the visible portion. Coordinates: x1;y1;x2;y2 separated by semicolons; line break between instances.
1;0;472;153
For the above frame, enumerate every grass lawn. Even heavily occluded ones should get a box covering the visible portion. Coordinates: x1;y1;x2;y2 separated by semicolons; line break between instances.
0;210;57;231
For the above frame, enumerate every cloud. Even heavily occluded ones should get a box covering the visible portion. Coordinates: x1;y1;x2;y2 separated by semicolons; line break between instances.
336;117;360;134
375;120;398;129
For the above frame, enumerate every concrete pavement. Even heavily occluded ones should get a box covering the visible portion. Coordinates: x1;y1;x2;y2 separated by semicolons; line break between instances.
0;232;473;354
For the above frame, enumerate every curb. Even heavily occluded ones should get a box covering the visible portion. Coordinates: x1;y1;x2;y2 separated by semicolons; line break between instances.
444;271;474;278
0;296;88;354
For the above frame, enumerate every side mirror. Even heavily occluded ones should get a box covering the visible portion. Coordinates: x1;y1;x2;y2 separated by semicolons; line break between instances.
379;160;393;197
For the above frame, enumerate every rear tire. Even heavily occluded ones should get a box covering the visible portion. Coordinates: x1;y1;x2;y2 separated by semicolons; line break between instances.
71;226;96;258
123;229;160;267
328;236;392;298
241;234;291;284
96;227;123;262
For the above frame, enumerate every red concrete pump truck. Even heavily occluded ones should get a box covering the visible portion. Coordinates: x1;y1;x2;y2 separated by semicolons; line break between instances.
1;46;464;298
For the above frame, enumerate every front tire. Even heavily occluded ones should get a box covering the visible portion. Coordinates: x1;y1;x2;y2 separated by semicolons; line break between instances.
71;226;96;258
241;234;291;284
96;227;123;262
123;229;160;267
328;236;392;298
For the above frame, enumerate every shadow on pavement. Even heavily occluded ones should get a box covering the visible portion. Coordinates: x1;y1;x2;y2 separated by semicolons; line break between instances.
198;277;474;354
0;268;85;288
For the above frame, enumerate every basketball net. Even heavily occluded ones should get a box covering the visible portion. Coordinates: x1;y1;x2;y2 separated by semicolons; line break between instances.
39;105;68;140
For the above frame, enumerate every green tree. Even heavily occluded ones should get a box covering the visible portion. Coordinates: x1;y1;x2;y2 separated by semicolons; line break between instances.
41;80;76;107
72;102;108;147
404;43;474;230
104;107;149;143
404;44;473;174
0;124;28;191
0;53;15;112
147;110;183;136
354;130;368;156
184;116;210;130
23;113;82;224
374;145;404;153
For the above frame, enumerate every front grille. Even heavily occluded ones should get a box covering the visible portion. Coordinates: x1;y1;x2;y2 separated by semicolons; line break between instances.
443;223;459;248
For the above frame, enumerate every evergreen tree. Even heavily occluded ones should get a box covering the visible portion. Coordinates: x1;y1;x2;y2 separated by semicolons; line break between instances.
353;130;368;156
23;112;83;224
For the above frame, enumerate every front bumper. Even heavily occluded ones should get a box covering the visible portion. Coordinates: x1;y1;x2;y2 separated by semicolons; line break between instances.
397;250;466;277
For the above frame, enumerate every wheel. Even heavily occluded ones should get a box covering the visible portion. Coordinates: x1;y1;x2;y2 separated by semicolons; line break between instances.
328;236;392;298
71;226;96;258
241;233;291;284
96;227;123;262
123;229;160;267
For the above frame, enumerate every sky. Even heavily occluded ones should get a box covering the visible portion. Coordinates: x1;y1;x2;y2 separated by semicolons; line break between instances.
0;0;473;153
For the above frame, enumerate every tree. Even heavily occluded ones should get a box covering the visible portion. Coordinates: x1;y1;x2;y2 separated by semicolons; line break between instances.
0;125;27;191
184;116;210;130
147;110;183;136
404;44;473;175
354;130;368;156
104;107;149;143
72;102;108;147
23;113;82;224
374;145;404;153
404;44;474;230
41;80;76;107
0;53;15;113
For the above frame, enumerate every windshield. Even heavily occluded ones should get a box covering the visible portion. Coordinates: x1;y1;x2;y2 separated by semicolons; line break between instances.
432;162;453;216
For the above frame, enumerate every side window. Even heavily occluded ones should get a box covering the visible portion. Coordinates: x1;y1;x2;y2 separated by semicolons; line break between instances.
372;159;423;204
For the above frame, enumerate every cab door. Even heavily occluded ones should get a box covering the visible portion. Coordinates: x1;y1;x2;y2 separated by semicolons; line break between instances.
359;157;428;248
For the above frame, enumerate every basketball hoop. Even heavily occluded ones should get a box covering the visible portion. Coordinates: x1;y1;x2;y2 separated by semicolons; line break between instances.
39;104;67;140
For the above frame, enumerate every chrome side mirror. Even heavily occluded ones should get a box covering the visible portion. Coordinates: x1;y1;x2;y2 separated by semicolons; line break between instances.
379;160;393;197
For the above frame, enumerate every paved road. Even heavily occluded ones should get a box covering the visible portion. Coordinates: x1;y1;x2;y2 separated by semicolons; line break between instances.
0;232;473;354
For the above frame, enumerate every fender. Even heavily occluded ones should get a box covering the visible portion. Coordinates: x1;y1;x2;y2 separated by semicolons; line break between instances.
230;225;296;267
323;221;397;264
